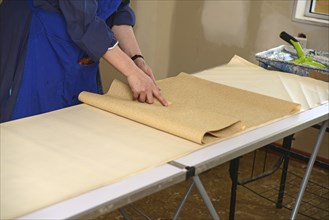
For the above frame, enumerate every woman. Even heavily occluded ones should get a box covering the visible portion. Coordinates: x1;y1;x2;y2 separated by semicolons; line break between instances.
0;0;168;122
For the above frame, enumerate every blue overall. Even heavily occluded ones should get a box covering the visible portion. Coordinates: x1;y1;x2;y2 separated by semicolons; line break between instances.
11;0;122;120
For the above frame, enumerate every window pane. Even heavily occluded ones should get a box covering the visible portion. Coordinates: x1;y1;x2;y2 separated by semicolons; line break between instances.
305;0;329;20
313;0;329;15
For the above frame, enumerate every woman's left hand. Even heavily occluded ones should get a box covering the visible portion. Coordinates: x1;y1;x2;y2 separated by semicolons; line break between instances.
134;58;159;88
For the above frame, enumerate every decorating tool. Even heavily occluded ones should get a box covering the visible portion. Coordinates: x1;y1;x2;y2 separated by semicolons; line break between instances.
279;31;327;69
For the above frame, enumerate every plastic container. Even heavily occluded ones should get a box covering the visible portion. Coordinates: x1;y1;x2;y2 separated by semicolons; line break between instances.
255;45;329;77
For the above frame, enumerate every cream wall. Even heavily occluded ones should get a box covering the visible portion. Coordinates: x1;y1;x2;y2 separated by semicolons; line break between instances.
133;0;328;76
101;0;328;85
100;0;328;159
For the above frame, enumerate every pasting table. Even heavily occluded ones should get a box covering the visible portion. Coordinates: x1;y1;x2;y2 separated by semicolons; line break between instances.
1;56;328;219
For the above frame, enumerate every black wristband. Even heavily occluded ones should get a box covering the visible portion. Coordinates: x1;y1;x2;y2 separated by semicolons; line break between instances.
131;54;144;61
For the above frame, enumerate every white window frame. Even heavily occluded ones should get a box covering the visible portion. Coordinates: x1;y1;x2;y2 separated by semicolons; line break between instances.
293;0;329;26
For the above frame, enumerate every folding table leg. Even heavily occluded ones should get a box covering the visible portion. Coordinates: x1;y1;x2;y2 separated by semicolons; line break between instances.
193;175;220;220
290;120;329;220
276;134;294;208
229;157;240;220
118;207;132;220
172;181;195;220
172;173;220;220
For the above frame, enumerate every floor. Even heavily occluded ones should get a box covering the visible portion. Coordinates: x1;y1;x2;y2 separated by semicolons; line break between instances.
93;149;329;220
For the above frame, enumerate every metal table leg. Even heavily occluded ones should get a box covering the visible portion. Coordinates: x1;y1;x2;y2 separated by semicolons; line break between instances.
193;175;220;220
229;157;240;220
171;166;220;220
119;207;132;220
172;181;195;220
290;120;329;219
276;134;294;208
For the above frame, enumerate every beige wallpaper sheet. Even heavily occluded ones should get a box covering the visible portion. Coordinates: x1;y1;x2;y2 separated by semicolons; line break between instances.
2;55;320;219
195;55;329;110
79;72;301;144
1;106;201;219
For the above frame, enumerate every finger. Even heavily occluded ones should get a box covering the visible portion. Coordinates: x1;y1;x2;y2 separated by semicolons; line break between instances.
132;91;139;101
146;92;154;104
153;90;168;107
138;92;146;103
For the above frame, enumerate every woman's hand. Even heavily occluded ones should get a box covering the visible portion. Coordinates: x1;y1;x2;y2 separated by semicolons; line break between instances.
133;58;159;89
126;68;167;106
103;46;168;106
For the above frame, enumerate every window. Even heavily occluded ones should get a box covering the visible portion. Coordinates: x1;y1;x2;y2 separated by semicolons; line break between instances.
293;0;329;26
305;0;329;19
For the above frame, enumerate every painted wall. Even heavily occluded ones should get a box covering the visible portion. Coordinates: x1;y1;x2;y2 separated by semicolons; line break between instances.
131;0;328;77
101;0;328;85
100;0;328;158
